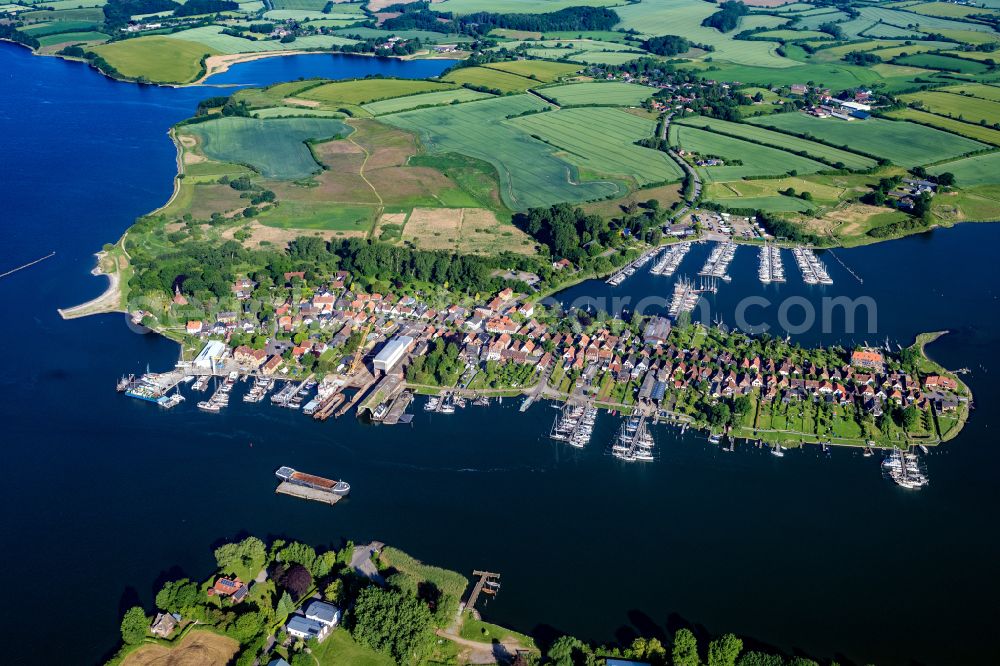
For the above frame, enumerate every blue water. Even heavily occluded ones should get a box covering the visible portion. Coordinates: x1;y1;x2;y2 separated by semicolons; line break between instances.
203;52;458;86
1;41;998;666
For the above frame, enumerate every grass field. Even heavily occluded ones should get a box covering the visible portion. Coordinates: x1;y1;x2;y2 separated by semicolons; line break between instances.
184;117;348;179
675;116;877;169
680;60;917;93
122;630;239;666
509;107;683;185
165;25;358;54
361;88;493;115
894;52;990;74
311;628;395;666
886;107;1000;145
482;59;582;81
21;6;104;20
440;66;538;93
566;50;647;65
252;106;345;118
709;194;815;212
539;81;656;106
382;94;623;209
21;19;98;35
432;0;621;14
929;152;1000;186
934;83;1000;102
870;43;959;59
935;28;1000;44
671;125;827;182
90;37;217;83
900;90;1000;126
300;78;454;105
755;29;830;40
37;30;107;46
613;0;792;67
748;114;987;166
270;0;328;8
905;1;1000;19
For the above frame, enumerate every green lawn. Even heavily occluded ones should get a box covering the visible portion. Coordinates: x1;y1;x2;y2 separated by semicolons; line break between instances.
459;617;538;650
539;81;658;106
184;117;349;179
748;114;988;166
89;36;218;83
508;107;683;185
312;628;395;666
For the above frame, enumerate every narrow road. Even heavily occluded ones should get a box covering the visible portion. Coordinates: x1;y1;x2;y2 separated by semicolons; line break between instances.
660;113;702;219
350;541;385;585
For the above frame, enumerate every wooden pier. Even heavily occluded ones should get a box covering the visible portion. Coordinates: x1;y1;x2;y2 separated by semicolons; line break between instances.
275;481;343;506
465;570;501;612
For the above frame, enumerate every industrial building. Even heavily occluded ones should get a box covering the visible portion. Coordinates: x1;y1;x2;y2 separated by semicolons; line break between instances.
373;335;413;372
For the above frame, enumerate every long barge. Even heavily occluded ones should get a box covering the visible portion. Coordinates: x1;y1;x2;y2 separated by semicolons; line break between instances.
275;466;350;506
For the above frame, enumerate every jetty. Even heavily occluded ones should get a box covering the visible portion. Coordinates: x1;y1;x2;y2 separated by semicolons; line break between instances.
791;247;833;285
549;403;598;448
606;247;659;286
610;415;655;462
649;242;691;277
698;241;737;281
758;243;785;284
382;390;414;425
466;570;501;612
0;251;55;279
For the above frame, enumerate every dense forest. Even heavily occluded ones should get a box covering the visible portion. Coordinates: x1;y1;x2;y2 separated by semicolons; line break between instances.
513;203;617;264
641;35;691;56
381;3;619;35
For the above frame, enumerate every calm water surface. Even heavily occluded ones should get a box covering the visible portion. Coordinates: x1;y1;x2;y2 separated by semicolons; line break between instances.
1;42;998;666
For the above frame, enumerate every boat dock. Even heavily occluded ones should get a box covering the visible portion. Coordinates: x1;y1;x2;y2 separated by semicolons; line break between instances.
382;390;414;425
698;241;737;281
611;415;655;462
605;247;659;286
668;277;703;318
791;247;833;285
758;243;785;284
359;374;405;418
650;242;691;277
549;403;598;448
465;570;501;612
275;481;345;506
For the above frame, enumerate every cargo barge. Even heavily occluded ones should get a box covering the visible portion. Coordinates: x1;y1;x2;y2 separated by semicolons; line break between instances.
274;466;350;505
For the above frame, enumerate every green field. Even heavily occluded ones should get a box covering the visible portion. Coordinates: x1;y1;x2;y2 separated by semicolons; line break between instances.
935;83;1000;102
361;88;494;114
906;0;1000;18
432;0;621;14
509;107;683;185
540;81;656;106
269;0;328;9
671;125;827;182
675;116;877;170
21;19;98;35
614;0;791;67
301;78;454;105
90;37;218;83
900;90;1000;126
164;25;358;54
184;117;349;179
709;194;815;212
381;94;623;209
566;50;648;65
482;59;582;82
886;107;1000;146
680;60;919;93
20;6;104;20
252;106;346;118
748;114;987;166
258;201;376;230
894;53;990;74
755;29;831;41
37;30;107;46
440;66;538;93
929;152;1000;186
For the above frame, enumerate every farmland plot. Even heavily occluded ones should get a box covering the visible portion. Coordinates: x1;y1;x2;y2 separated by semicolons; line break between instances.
539;81;657;106
508;107;683;185
670;125;826;182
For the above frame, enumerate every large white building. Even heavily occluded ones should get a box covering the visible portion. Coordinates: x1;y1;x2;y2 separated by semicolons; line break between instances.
193;340;227;370
373;335;413;372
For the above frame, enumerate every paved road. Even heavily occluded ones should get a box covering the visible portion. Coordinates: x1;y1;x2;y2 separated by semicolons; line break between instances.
351;541;385;585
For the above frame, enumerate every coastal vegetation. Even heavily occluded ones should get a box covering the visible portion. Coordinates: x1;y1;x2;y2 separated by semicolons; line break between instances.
106;535;888;666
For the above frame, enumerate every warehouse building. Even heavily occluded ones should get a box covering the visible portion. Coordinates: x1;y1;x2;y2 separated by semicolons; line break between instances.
373;335;413;372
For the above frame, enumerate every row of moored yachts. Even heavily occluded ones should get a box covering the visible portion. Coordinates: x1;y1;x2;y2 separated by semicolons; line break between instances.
549;404;598;448
791;246;833;285
882;449;930;489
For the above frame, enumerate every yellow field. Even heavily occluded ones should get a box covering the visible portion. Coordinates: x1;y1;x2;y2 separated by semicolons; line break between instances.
399;208;534;254
122;631;239;666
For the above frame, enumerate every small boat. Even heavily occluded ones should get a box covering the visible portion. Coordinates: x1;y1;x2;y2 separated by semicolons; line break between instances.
770;444;784;457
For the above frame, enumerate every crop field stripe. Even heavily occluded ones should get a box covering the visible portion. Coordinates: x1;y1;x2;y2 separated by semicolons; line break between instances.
885;108;1000;146
301;79;455;105
481;59;582;82
380;95;621;209
539;81;657;106
748;113;988;166
674;116;876;169
440;66;539;93
899;90;1000;125
361;88;495;115
671;125;827;182
507;107;683;184
928;151;1000;186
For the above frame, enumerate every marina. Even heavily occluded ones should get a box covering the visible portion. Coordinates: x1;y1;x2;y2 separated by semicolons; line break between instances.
698;242;737;281
792;247;833;285
882;448;930;489
549;403;598;448
758;243;786;284
649;242;692;277
610;415;656;462
667;277;708;318
605;247;660;286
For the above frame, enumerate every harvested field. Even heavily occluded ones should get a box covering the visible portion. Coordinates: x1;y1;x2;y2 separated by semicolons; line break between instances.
400;208;534;254
400;207;464;250
121;631;239;666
